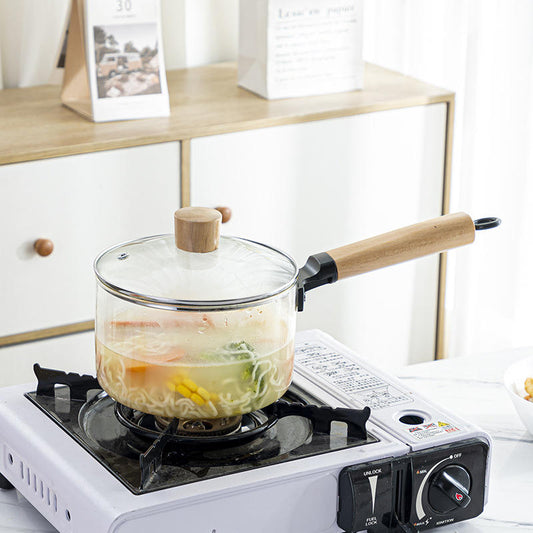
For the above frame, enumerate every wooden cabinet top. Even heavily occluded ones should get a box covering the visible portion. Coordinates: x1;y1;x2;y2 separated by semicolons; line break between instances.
0;62;453;166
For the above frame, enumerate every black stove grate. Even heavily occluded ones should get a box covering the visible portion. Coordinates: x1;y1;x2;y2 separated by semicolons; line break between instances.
25;364;377;494
114;401;277;447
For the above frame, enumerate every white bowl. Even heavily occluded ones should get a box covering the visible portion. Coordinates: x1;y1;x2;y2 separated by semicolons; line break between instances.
504;355;533;435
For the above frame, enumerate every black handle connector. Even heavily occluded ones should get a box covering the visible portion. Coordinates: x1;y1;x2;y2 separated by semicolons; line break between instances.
296;252;338;311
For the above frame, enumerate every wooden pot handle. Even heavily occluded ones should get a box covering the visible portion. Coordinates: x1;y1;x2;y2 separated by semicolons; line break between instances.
327;212;475;280
297;212;480;311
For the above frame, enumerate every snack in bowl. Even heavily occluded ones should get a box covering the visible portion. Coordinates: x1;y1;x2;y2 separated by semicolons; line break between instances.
525;377;533;402
503;356;533;435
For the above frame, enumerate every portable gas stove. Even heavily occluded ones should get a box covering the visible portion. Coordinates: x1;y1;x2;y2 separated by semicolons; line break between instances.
0;330;490;533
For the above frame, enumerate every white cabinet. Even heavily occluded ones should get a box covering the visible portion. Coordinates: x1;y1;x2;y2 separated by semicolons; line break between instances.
0;62;453;363
0;142;180;338
0;332;95;387
191;104;447;367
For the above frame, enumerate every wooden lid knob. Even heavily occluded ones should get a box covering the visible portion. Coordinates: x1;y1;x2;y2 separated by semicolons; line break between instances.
34;238;54;257
215;206;232;224
174;207;222;253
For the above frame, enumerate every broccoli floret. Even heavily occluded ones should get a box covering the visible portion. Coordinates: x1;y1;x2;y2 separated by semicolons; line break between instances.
225;341;254;353
222;342;263;390
205;341;265;396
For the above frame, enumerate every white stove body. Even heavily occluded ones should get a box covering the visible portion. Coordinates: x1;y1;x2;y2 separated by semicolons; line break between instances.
0;330;491;533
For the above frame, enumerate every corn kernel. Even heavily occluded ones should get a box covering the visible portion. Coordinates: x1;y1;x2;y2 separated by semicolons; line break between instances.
172;375;184;385
183;379;198;392
177;384;192;398
196;387;210;401
190;393;205;406
166;381;178;392
210;393;219;402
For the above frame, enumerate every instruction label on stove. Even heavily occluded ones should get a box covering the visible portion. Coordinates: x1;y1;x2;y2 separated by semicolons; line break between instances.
408;421;460;440
295;341;413;410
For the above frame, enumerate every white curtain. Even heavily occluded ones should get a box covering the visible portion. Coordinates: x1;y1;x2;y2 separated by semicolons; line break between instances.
363;0;533;357
160;0;238;70
0;0;71;88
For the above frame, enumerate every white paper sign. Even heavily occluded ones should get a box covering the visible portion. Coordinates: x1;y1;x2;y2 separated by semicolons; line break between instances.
84;0;169;121
239;0;364;99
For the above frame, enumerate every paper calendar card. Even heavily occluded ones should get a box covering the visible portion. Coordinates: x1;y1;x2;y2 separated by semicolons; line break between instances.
62;0;169;122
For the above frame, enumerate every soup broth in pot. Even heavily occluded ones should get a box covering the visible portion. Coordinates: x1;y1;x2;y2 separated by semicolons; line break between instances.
96;298;296;419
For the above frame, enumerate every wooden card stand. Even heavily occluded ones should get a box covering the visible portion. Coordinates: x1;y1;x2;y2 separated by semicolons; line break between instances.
61;0;93;119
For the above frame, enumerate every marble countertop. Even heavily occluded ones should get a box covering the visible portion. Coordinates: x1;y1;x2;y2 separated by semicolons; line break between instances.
1;339;532;532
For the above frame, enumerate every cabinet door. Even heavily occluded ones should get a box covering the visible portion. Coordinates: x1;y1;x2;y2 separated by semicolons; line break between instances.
0;142;180;338
190;104;446;367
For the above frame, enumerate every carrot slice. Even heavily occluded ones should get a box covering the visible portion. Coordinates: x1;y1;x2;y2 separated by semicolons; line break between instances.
148;348;186;363
126;364;149;374
110;314;214;329
111;321;161;328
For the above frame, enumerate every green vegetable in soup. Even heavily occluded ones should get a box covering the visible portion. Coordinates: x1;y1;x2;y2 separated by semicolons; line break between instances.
225;342;255;379
203;341;265;396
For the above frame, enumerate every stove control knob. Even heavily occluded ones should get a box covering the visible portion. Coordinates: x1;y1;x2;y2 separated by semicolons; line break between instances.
428;465;472;513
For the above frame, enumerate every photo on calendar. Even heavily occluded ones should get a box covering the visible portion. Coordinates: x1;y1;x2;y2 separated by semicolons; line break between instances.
93;23;162;98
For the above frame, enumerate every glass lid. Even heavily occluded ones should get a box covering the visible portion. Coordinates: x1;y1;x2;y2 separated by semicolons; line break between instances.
94;208;298;309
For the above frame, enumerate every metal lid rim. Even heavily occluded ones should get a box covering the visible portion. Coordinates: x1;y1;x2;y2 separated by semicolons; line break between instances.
93;234;299;310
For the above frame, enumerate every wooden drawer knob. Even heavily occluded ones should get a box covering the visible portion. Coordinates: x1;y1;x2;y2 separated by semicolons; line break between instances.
174;207;222;253
215;206;232;223
34;238;54;257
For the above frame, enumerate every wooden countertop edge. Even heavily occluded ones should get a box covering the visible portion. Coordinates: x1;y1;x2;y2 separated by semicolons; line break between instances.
0;61;454;166
1;94;454;166
0;321;95;348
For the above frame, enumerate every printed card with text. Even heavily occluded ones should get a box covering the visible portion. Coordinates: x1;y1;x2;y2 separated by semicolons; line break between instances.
239;0;364;99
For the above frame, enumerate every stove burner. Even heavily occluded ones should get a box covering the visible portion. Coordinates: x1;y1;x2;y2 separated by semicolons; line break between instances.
154;415;243;436
115;402;276;447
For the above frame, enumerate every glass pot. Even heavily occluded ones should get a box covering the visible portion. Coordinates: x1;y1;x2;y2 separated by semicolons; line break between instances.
94;208;298;419
94;208;494;420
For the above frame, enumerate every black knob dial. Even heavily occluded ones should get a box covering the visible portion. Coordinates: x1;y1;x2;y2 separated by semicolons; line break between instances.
428;465;472;513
